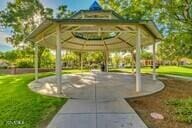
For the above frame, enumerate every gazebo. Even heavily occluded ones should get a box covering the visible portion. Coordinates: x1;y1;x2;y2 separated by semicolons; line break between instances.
26;1;162;93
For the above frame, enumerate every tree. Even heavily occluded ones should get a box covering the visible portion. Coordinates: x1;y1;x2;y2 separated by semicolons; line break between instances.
0;0;45;46
99;0;160;20
157;0;192;60
44;8;54;19
0;0;62;68
41;49;55;68
3;50;18;63
0;0;45;67
157;32;192;65
158;0;192;34
100;0;192;63
0;52;4;59
62;51;78;68
56;5;74;19
112;52;121;68
141;51;152;60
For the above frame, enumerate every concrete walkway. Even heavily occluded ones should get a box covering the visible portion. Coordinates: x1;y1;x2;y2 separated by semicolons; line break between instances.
47;99;147;128
46;72;153;128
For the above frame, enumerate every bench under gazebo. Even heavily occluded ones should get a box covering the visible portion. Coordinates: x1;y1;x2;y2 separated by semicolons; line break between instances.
26;1;162;94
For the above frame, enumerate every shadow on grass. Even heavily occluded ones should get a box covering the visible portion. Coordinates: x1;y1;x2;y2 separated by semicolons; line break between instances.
181;65;192;69
159;72;192;77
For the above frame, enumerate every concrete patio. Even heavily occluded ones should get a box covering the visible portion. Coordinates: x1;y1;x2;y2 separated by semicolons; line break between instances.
28;71;164;128
29;72;164;99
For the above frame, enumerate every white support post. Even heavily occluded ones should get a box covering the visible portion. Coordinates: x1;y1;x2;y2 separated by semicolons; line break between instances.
35;43;38;81
131;60;135;74
56;24;62;94
106;51;109;72
80;52;83;71
131;50;135;74
152;41;156;80
136;26;142;92
104;51;109;72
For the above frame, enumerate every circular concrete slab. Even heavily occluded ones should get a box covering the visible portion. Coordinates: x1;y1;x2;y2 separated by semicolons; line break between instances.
28;72;164;99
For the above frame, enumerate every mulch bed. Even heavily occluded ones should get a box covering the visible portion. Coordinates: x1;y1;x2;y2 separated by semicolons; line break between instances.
126;77;192;128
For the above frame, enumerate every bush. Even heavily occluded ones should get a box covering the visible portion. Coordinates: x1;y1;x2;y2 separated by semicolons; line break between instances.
16;59;33;68
0;60;10;69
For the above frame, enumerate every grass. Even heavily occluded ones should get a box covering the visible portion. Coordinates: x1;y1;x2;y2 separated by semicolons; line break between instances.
110;66;192;77
182;65;192;69
167;98;192;123
0;69;86;128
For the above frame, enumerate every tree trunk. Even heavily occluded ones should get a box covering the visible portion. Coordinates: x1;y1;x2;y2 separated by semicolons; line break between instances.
37;46;46;68
176;57;180;67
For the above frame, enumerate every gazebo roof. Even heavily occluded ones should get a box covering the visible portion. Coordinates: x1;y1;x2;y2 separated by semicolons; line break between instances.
89;1;103;11
26;2;163;51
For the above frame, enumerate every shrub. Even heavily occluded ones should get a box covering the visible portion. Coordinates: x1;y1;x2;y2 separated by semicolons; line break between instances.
16;59;34;68
167;98;192;123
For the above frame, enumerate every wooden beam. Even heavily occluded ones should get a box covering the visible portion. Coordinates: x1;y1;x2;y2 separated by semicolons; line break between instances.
105;42;122;45
116;26;126;31
34;23;56;40
83;43;104;46
66;41;84;46
35;31;56;44
127;26;136;31
117;37;134;47
61;36;73;43
65;26;80;31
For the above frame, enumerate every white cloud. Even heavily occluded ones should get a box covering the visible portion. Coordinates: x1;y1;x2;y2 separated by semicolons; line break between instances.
0;31;12;47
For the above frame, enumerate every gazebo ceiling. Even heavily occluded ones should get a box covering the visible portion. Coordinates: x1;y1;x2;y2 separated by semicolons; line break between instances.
26;2;163;51
72;31;120;40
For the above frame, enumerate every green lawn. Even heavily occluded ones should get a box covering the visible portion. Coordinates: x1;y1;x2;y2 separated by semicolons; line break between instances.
167;98;192;123
0;69;86;128
110;66;192;77
0;67;191;127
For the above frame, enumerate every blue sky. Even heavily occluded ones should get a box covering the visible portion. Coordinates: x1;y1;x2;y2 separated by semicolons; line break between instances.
0;0;98;11
41;0;98;11
0;0;98;52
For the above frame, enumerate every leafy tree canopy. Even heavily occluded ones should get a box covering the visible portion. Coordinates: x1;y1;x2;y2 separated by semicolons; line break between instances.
100;0;192;60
